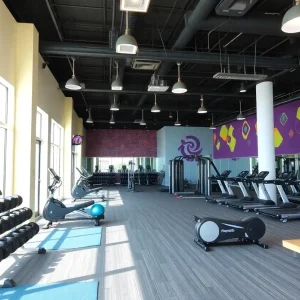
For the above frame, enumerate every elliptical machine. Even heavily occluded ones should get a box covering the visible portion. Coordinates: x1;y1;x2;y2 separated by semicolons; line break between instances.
71;168;103;201
193;215;268;251
43;168;105;229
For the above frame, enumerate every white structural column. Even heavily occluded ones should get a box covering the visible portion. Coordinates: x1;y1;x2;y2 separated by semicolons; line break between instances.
256;81;277;202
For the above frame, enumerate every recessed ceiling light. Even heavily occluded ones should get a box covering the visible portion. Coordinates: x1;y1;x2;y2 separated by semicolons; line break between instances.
120;0;151;13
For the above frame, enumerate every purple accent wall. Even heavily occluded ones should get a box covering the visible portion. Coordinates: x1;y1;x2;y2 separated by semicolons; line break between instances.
86;129;157;157
213;100;300;159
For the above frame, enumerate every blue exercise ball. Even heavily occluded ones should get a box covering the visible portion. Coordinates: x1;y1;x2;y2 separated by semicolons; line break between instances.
90;204;105;217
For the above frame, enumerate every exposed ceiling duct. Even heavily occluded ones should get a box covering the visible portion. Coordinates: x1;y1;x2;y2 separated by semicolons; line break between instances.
40;42;298;69
215;0;260;17
132;0;221;115
184;14;296;37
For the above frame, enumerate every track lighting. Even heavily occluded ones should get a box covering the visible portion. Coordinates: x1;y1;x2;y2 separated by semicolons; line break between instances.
282;0;300;33
116;11;138;54
197;95;207;114
109;112;115;124
111;62;123;90
151;94;161;113
110;94;120;111
240;82;247;93
237;101;245;121
140;110;146;126
65;58;81;90
174;111;181;126
209;115;216;130
86;108;93;124
172;62;187;94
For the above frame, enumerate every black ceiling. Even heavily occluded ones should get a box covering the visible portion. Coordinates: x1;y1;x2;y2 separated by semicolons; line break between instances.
4;0;300;129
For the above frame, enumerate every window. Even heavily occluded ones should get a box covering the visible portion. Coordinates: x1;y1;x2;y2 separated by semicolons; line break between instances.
0;83;8;196
50;120;63;197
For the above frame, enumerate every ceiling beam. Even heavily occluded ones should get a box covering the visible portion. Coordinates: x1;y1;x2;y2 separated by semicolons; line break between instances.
75;104;236;113
40;42;298;69
62;88;254;98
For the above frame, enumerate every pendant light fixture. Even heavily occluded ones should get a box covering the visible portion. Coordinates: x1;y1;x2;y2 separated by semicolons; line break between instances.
169;111;173;119
86;108;93;124
111;62;123;90
237;101;245;120
174;111;181;126
209;114;216;130
120;0;151;13
197;95;207;114
116;11;138;54
240;82;247;93
110;94;120;111
65;58;81;90
282;0;300;33
151;94;161;113
140;110;146;125
172;62;187;94
109;112;115;124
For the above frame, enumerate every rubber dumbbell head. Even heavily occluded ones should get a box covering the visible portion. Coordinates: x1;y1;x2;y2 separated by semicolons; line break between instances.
0;199;10;212
1;215;15;231
0;218;10;234
2;236;19;253
4;196;17;210
23;224;35;239
0;239;12;259
10;231;27;246
13;195;23;207
16;228;30;243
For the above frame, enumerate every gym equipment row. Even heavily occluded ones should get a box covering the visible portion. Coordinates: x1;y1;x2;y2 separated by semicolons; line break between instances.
0;195;45;288
44;168;105;228
169;155;221;198
88;172;116;186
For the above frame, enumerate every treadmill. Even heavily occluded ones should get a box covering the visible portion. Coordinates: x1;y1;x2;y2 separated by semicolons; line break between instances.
215;171;251;205
256;173;300;222
205;170;233;203
226;171;275;211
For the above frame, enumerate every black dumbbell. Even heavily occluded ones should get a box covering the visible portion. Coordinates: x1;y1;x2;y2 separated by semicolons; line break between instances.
13;195;23;207
4;196;17;210
2;236;19;253
0;239;12;259
10;230;27;246
22;224;35;239
0;248;3;263
16;228;30;243
0;201;3;213
0;198;10;213
11;210;25;224
0;217;10;234
27;222;39;235
9;212;22;227
23;208;33;220
1;215;15;231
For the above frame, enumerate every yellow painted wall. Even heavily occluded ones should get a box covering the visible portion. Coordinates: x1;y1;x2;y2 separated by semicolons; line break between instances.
0;0;16;86
0;1;84;217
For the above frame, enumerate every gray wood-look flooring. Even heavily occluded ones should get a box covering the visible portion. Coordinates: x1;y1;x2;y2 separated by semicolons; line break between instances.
1;186;300;300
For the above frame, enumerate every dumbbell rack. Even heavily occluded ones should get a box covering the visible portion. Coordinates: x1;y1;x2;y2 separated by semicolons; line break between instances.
0;194;46;288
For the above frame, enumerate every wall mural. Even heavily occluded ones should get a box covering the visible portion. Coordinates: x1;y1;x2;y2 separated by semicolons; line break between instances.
86;129;157;157
213;99;300;159
178;136;202;161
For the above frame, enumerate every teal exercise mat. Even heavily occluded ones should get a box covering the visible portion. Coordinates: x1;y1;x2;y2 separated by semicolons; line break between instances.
0;281;98;300
27;227;102;250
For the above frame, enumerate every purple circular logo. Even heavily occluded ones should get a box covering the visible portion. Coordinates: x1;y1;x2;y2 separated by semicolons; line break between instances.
178;136;202;161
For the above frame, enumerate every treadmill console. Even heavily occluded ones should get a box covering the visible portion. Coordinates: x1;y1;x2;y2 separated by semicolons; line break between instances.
256;171;269;180
236;171;249;178
220;170;232;179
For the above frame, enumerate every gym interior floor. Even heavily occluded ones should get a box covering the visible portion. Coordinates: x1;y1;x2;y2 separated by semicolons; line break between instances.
0;186;299;300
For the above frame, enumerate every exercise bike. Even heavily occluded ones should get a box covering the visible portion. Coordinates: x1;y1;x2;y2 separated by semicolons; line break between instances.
43;168;105;229
193;215;268;251
71;168;104;201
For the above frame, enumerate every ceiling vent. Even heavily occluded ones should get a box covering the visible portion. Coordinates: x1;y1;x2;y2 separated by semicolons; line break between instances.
132;59;161;71
215;0;260;17
213;72;268;81
147;74;169;92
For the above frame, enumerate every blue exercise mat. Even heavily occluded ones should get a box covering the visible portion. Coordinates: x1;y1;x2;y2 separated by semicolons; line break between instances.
0;281;98;300
27;227;102;250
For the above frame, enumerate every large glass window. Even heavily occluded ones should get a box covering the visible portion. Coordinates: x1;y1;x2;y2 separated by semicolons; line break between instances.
50;120;63;197
0;83;8;196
